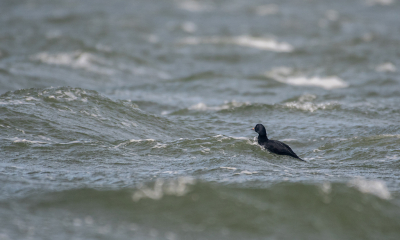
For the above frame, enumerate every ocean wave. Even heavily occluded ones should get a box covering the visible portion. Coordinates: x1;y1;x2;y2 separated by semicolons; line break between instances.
317;133;400;161
15;181;399;239
175;0;214;12
11;137;49;145
111;135;256;157
348;178;391;199
375;62;397;72
364;0;395;6
265;67;348;89
114;139;156;149
0;87;177;143
30;51;170;79
282;94;340;112
182;98;341;114
188;101;250;111
31;51;116;75
283;101;338;112
132;177;196;201
179;36;294;52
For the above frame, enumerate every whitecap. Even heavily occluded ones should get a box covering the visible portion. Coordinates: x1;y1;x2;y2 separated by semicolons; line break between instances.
0;100;34;106
31;51;115;75
63;91;78;101
114;139;155;148
220;167;237;170
325;10;339;21
188;103;213;111
231;136;250;140
282;76;347;89
284;101;337;112
266;67;348;89
364;0;394;6
58;140;84;145
283;94;337;112
152;143;168;149
25;97;39;101
179;36;294;52
280;138;298;142
368;134;400;140
375;62;397;72
130;139;155;143
201;146;210;153
320;182;332;194
181;21;197;33
132;177;196;201
188;101;249;111
11;137;48;144
348;178;391;199
234;170;258;175
146;34;159;43
386;155;398;160
175;0;213;12
121;121;137;127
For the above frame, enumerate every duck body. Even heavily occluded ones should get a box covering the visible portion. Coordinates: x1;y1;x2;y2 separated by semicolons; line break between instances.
253;124;304;161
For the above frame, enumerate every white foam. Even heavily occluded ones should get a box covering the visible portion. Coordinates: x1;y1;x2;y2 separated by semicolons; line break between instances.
375;62;397;72
220;167;237;170
231;136;250;140
130;139;155;143
180;36;294;52
386;155;398;160
284;101;337;112
325;10;339;21
132;177;196;201
280;138;298;142
152;143;168;149
114;139;155;148
38;135;51;141
283;76;347;89
31;51;115;75
121;121;137;127
181;21;197;33
232;36;293;52
201;146;210;153
176;0;212;12
25;97;38;101
368;134;400;140
348;178;391;199
283;93;337;112
266;67;348;89
63;91;78;101
43;89;87;102
58;140;83;145
11;137;48;144
320;182;332;194
234;170;258;175
364;0;394;6
188;101;249;111
0;100;34;106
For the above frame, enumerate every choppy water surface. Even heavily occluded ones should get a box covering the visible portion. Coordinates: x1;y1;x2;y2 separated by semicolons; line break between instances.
1;0;400;239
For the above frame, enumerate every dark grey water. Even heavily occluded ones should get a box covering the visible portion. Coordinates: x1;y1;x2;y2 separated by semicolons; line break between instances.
1;0;400;239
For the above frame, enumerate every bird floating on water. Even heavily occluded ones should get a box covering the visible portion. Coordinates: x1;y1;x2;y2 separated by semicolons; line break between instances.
252;124;304;161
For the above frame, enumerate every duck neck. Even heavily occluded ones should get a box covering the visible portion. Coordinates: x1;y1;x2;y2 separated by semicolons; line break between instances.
258;134;268;141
